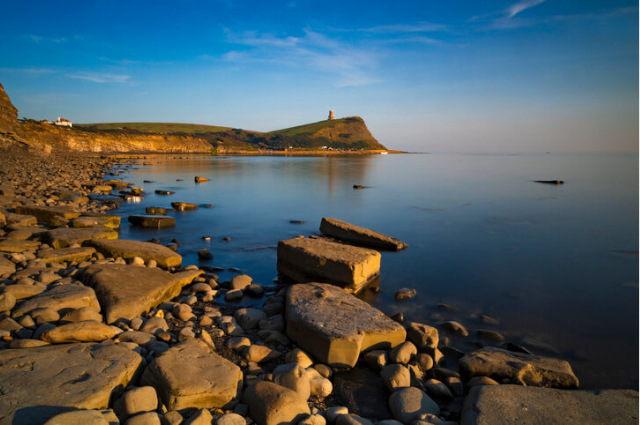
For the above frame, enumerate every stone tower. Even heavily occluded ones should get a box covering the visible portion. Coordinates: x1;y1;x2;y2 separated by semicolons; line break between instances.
328;110;335;120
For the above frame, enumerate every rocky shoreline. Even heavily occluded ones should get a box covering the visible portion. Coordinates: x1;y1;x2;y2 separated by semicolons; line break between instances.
0;147;637;425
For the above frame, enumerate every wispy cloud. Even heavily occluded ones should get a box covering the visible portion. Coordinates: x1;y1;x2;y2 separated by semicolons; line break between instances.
67;72;131;83
29;35;70;44
0;67;55;76
357;22;447;33
506;0;545;19
222;29;382;87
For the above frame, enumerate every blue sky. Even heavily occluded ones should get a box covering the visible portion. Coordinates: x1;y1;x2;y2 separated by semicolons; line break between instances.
0;0;637;152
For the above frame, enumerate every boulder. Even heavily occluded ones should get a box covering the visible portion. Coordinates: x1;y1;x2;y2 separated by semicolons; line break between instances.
0;343;142;425
46;227;118;249
36;247;97;264
12;284;101;317
40;320;119;343
286;283;406;367
406;322;439;353
82;263;202;324
461;384;639;425
278;238;381;293
458;347;579;389
15;205;81;223
128;215;175;229
320;217;408;251
85;239;182;269
140;339;242;411
243;381;310;425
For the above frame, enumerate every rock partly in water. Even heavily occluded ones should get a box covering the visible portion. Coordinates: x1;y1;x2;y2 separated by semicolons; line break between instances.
320;217;408;251
171;202;198;211
461;384;638;425
82;263;202;324
286;283;406;367
128;215;175;229
141;339;243;412
458;347;579;389
0;343;142;425
277;237;381;293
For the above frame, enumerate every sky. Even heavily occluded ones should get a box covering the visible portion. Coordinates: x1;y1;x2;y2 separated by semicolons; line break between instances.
0;0;637;152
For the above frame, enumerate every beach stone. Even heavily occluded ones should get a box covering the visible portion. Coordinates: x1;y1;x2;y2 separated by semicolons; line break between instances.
114;386;158;421
163;411;183;425
277;237;381;292
4;213;38;227
43;410;112;425
0;292;16;311
231;274;252;290
439;321;468;337
336;415;374;425
82;263;202;323
125;412;161;425
286;283;406;367
140;316;169;334
46;227;118;249
424;379;453;400
243;381;311;425
71;215;121;229
12;284;101;317
327;406;349;423
15;205;81;223
308;369;333;397
467;376;499;387
406;322;439;352
171;202;198;211
118;331;156;345
173;304;194;321
258;329;290;345
0;317;22;331
320;217;408;251
140;339;242;411
299;414;326;425
415;353;434;372
0;239;40;253
272;363;311;400
37;247;97;263
0;343;142;425
389;341;417;364
234;308;267;330
395;288;416;301
86;239;182;269
217;413;245;425
225;289;243;301
128;215;175;229
461;384;639;425
194;176;210;183
4;284;48;301
458;347;580;389
363;349;388;370
245;344;280;363
8;339;50;348
30;307;60;323
333;367;392;420
40;320;119;343
61;306;103;323
388;387;440;425
381;364;411;392
196;249;213;260
0;256;16;276
182;409;213;425
285;348;314;368
476;329;504;341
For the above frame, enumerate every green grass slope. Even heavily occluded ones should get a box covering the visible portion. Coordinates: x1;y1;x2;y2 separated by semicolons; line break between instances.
76;122;231;134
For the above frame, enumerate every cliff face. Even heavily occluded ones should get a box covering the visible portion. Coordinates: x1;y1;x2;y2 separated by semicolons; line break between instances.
0;83;22;136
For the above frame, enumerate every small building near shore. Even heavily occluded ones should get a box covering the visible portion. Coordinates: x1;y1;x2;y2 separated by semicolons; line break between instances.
328;110;335;120
54;117;72;127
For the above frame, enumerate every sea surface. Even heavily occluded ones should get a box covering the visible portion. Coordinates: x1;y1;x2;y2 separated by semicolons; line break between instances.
111;152;638;389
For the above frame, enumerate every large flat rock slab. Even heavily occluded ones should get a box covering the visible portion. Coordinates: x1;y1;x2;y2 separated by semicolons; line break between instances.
12;284;101;317
0;239;40;253
277;237;381;293
459;347;579;389
320;217;408;251
286;283;406;367
71;215;121;229
86;239;181;268
0;343;143;425
15;205;82;223
37;247;96;263
82;263;202;323
46;227;118;249
461;384;639;425
141;339;242;412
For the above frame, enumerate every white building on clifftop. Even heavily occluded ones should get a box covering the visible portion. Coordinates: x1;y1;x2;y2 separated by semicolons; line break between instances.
54;117;72;127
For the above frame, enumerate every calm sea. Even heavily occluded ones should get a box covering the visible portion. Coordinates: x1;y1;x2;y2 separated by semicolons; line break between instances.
112;152;638;389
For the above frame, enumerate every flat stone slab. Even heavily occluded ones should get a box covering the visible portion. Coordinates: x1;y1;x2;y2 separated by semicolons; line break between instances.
37;247;97;263
461;384;639;425
459;347;579;389
82;263;202;323
277;237;381;292
71;216;121;229
141;339;242;412
286;283;406;367
46;227;118;249
86;239;181;268
0;239;40;253
12;284;101;317
320;217;408;251
0;343;142;425
15;205;82;223
171;202;198;211
128;215;175;228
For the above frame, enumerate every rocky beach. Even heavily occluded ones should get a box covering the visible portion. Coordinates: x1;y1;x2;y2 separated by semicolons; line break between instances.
0;145;637;425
